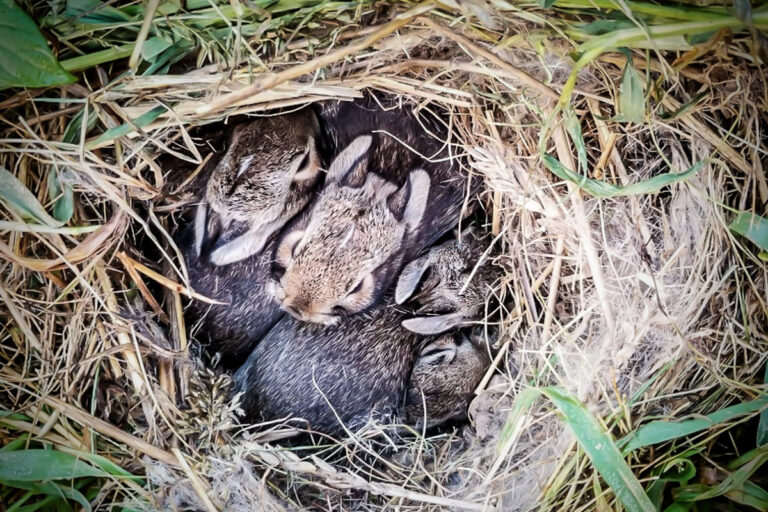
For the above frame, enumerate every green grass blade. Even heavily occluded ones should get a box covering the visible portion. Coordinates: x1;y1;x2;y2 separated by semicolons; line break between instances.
727;481;768;510
539;387;656;512
563;106;588;172
86;105;166;149
616;54;644;123
61;45;135;73
0;435;29;452
619;397;768;453
47;107;98;223
0;165;63;227
5;480;94;512
0;450;109;481
672;444;768;503
729;211;768;252
646;458;696;508
542;154;704;198
57;448;140;480
759;362;768;446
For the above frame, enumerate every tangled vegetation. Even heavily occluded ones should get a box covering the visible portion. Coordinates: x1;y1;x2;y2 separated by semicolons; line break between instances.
0;0;767;510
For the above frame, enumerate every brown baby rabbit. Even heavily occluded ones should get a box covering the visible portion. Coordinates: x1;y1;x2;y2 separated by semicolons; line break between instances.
269;96;472;325
196;109;322;266
396;227;499;335
234;229;495;435
177;110;321;363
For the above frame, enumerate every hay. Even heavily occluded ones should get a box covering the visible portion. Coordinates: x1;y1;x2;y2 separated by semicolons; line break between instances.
1;1;767;510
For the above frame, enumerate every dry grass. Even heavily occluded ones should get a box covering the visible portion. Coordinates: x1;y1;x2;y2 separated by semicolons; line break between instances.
1;1;767;510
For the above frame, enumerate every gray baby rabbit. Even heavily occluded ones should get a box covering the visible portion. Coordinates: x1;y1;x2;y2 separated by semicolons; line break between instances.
269;97;471;325
234;229;494;434
404;330;491;429
177;110;321;363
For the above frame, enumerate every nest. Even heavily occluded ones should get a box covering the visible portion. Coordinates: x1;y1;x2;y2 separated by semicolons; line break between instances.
1;2;767;511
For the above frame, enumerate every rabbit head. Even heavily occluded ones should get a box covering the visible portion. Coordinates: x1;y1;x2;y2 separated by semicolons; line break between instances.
404;330;490;428
395;228;497;335
270;135;431;324
196;110;322;266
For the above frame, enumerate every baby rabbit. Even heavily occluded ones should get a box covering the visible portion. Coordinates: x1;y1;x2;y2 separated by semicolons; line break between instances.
196;109;322;266
269;96;471;325
177;110;321;363
234;229;495;435
404;330;491;429
395;227;499;335
233;301;419;434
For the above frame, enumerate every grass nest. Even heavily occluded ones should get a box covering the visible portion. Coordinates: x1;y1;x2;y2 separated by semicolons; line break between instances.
1;1;767;511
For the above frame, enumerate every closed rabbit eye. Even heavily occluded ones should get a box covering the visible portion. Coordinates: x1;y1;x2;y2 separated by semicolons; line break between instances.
271;261;286;281
347;279;364;297
331;305;349;316
295;151;309;172
337;273;375;313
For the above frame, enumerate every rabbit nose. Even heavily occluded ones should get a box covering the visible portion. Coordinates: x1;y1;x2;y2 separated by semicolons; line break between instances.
282;296;312;320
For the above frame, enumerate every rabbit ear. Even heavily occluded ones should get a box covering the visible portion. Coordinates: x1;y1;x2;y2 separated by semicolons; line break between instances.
327;135;372;186
292;137;322;182
402;169;430;231
386;177;410;222
208;221;280;266
402;312;465;335
395;252;432;304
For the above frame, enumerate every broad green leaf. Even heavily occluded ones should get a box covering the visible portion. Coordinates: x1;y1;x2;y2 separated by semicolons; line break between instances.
0;0;76;90
539;387;656;512
141;37;174;62
4;479;93;512
0;165;63;227
616;56;644;123
0;450;109;481
536;0;558;7
65;0;131;23
542;154;704;198
86;105;166;149
729;211;768;252
619;397;768;453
